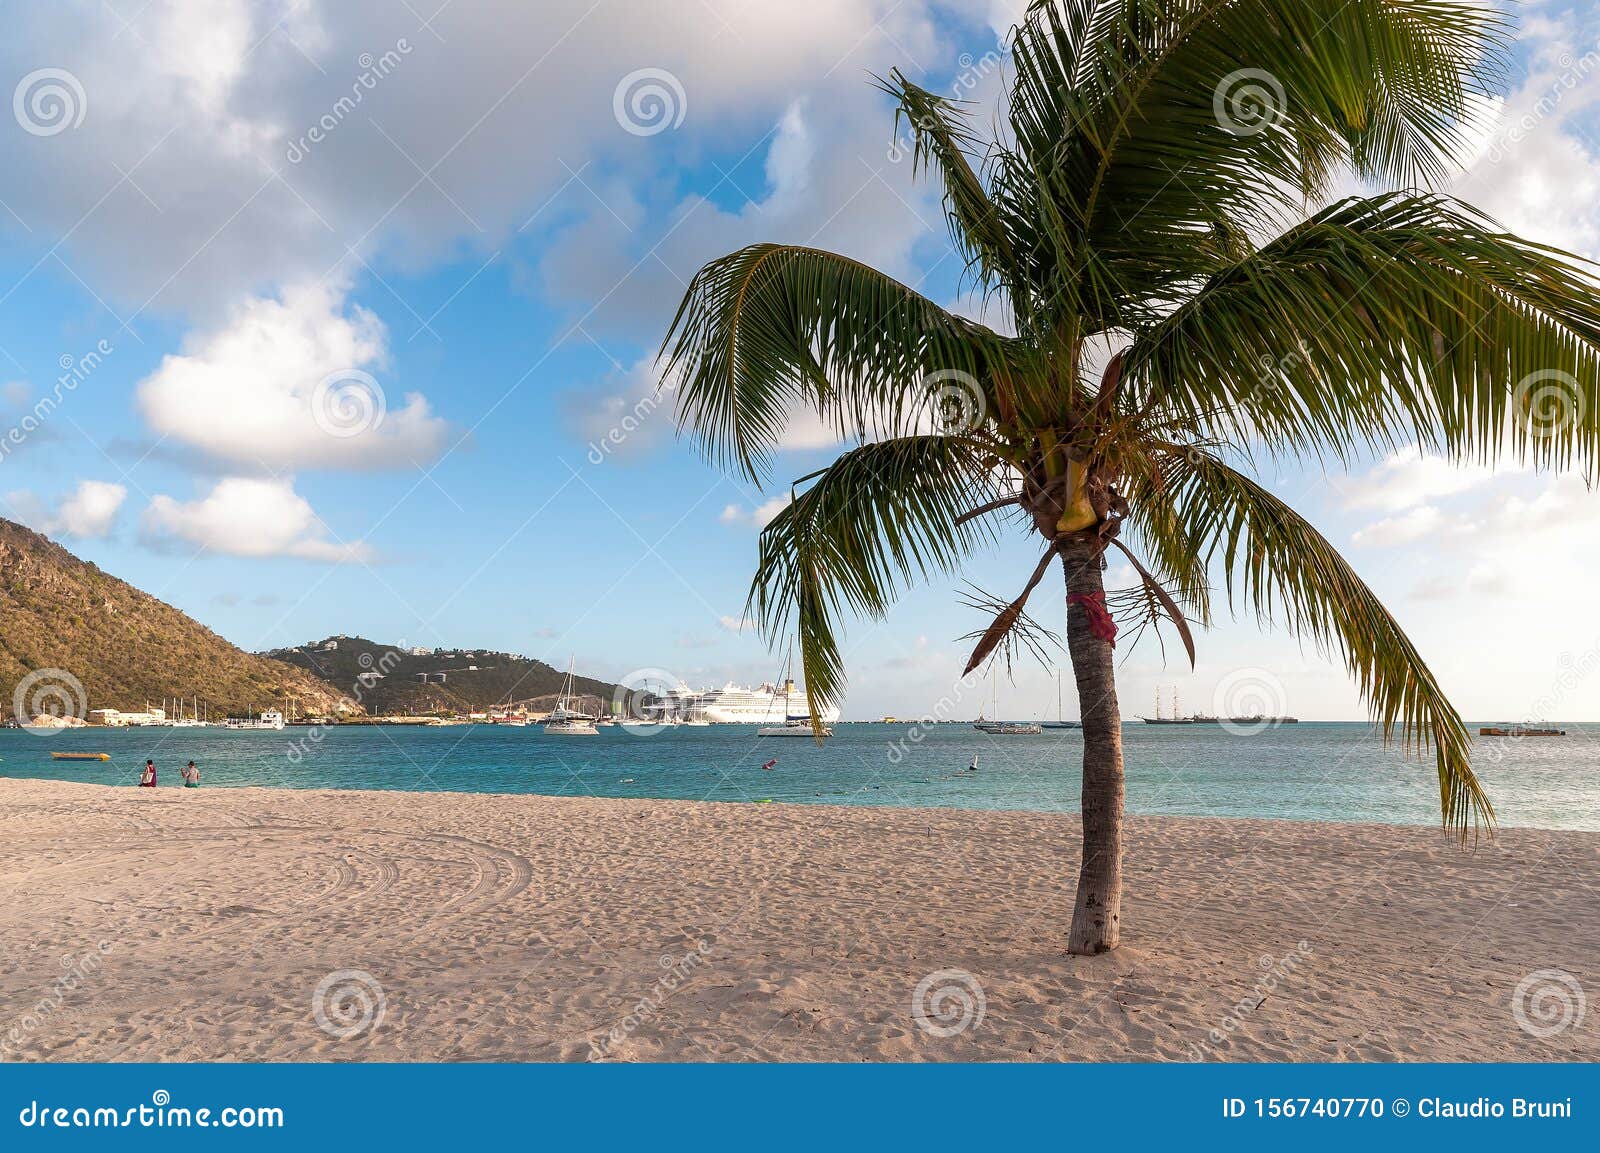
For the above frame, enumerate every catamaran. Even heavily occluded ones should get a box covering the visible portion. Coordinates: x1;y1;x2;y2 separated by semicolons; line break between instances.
224;710;285;730
544;656;598;735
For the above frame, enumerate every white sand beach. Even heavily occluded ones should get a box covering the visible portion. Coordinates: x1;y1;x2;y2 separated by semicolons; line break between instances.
1;777;1594;1062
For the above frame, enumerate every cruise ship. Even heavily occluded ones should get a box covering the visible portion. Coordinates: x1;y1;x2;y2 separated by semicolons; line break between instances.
665;677;841;725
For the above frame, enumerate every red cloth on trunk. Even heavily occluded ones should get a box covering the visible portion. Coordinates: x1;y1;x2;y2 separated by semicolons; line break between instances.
1068;590;1118;647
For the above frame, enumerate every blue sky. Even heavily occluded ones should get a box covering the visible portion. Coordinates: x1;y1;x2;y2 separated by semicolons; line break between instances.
3;0;1600;722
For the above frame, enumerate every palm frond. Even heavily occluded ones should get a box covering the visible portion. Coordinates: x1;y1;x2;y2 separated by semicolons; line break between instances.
957;583;1062;676
1127;193;1600;474
1005;0;1507;326
962;545;1059;674
1138;447;1491;837
877;70;1026;304
661;244;1013;481
749;436;1002;721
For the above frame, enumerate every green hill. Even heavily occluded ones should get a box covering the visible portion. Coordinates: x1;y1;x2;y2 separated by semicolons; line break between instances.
264;636;619;716
0;518;352;720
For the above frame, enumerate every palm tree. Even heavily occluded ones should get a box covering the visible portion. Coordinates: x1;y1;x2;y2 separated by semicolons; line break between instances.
661;0;1600;953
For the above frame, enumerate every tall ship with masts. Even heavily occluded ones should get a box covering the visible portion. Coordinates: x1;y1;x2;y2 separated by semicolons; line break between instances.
1140;685;1192;724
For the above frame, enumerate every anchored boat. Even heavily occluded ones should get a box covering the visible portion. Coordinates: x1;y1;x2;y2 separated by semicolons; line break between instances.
544;656;599;735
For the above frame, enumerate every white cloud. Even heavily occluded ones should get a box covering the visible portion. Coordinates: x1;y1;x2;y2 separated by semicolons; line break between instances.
52;480;128;538
3;479;127;539
718;615;756;633
0;0;954;314
135;281;449;471
1335;450;1500;512
564;358;679;462
763;100;816;212
1448;32;1600;260
1353;468;1600;551
1351;505;1444;548
720;494;792;527
1103;562;1137;589
141;476;372;562
1411;563;1511;601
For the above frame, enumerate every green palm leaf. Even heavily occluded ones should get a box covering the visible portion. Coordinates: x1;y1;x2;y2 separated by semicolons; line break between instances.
748;436;1004;721
661;244;1014;482
1132;447;1491;837
1008;0;1506;327
1127;193;1600;473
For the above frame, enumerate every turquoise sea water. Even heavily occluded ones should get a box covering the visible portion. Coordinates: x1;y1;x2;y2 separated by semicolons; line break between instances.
2;721;1597;830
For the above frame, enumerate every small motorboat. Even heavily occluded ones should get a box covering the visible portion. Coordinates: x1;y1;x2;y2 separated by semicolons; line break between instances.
52;751;111;761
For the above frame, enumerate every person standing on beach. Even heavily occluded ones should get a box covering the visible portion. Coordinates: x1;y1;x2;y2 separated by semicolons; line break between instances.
180;761;200;788
138;760;156;787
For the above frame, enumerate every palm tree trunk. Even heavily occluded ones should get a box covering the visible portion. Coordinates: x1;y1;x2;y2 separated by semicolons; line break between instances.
1061;540;1124;954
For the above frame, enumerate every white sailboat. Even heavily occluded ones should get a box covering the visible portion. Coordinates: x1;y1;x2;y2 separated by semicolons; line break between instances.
544;656;598;735
1040;670;1081;729
973;666;1042;734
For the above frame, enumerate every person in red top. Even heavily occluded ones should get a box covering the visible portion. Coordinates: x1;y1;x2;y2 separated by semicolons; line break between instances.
138;760;156;787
